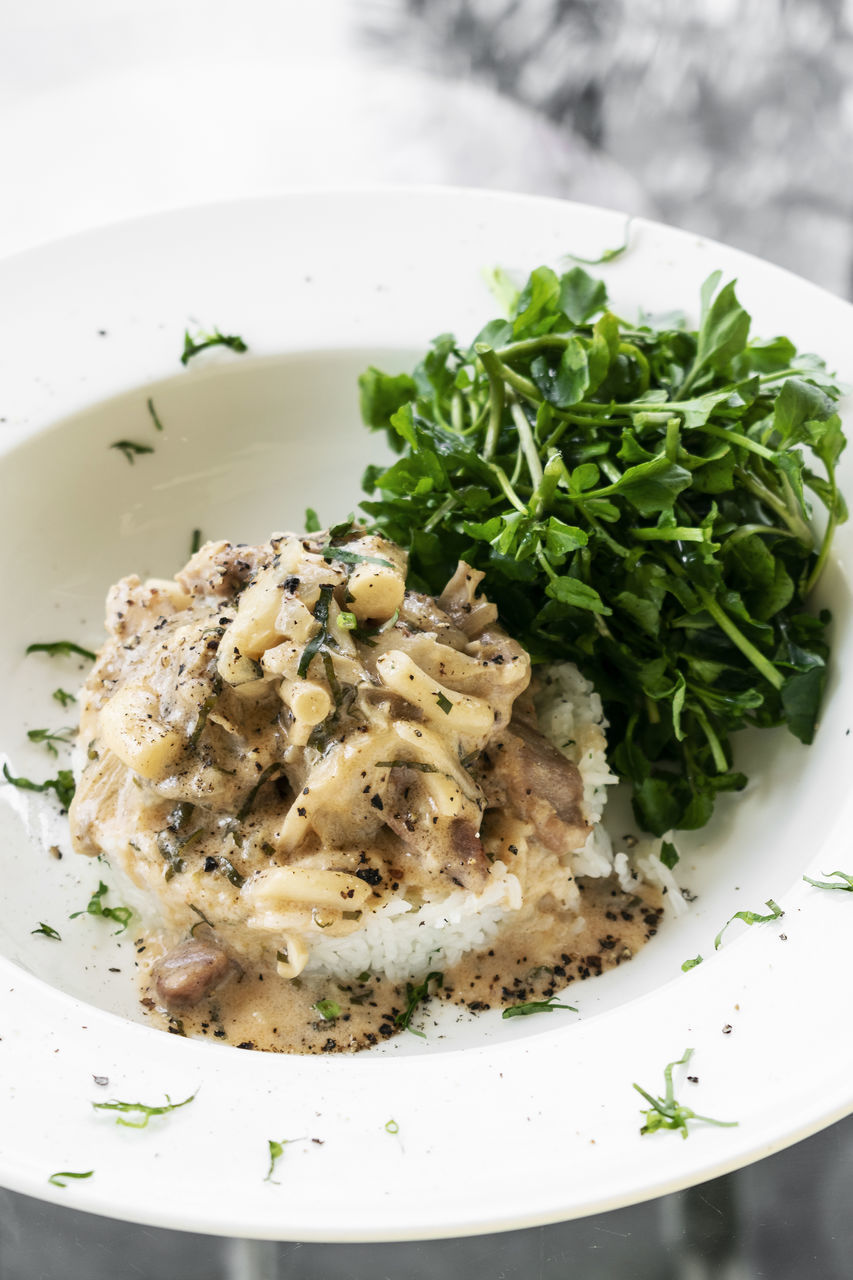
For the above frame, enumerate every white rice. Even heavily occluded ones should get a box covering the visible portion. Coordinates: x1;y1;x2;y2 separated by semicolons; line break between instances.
305;861;522;982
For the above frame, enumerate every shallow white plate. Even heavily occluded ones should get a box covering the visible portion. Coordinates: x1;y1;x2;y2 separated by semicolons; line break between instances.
1;188;852;1241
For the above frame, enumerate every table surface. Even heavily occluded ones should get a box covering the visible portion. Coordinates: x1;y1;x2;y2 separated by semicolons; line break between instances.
2;2;852;1274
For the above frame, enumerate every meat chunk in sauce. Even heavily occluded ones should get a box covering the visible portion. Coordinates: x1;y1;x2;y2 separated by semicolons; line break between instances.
153;939;237;1009
477;718;590;855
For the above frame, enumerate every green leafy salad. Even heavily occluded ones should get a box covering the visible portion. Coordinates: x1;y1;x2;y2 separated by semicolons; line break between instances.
358;264;847;836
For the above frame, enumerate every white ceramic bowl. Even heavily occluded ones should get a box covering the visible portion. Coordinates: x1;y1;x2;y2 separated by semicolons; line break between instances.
1;189;852;1240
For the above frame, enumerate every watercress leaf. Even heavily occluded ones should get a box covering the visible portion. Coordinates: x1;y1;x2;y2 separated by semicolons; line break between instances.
740;334;797;374
660;841;679;869
683;276;751;392
544;518;588;558
780;664;825;744
358;367;417;431
532;337;590;409
609;456;693;516
545;575;610;614
512;266;561;338
557;266;608;325
773;377;836;444
587;313;619;391
614;590;660;637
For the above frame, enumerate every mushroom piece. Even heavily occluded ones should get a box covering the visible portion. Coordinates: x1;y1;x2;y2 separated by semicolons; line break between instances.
153;939;238;1008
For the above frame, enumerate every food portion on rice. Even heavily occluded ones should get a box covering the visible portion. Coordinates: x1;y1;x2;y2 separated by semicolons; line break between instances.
69;528;666;1052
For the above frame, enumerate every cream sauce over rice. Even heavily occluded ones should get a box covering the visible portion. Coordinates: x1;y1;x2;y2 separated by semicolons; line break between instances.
70;531;663;1054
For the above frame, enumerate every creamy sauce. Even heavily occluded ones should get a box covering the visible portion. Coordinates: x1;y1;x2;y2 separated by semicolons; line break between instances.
138;877;664;1052
72;530;667;1055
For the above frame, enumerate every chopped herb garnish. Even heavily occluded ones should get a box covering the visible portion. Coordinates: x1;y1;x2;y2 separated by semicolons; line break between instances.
188;677;222;751
146;397;165;431
213;855;245;889
803;869;853;892
3;762;75;808
235;762;284;824
565;222;632;266
92;1092;196;1128
27;727;75;757
297;584;335;680
319;546;393;569
181;327;247;366
375;759;439;773
634;1048;737;1138
433;691;453;715
681;954;703;971
156;827;202;878
264;1138;292;1183
304;507;322;533
52;688;76;708
502;996;577;1018
70;881;133;933
110;440;155;464
714;899;783;950
31;922;62;940
660;841;679;870
395;970;443;1037
335;608;399;647
26;640;96;662
385;1119;399;1134
190;528;203;555
313;1000;341;1021
48;1170;93;1188
189;902;215;935
359;267;846;836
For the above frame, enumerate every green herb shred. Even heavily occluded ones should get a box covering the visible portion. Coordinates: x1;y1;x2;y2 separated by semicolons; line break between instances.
375;759;438;773
190;528;203;555
27;640;96;662
634;1048;737;1138
714;898;784;950
385;1119;399;1134
264;1138;291;1183
320;545;393;569
502;996;578;1018
3;762;75;808
52;688;76;708
110;440;155;464
297;584;335;679
181;327;248;366
358;266;847;835
214;855;246;889
27;727;75;757
394;970;443;1037
660;841;680;870
70;881;133;933
681;954;703;972
803;869;853;891
146;397;165;431
92;1092;196;1129
565;222;632;266
235;762;284;824
31;922;62;940
313;999;341;1021
48;1170;94;1188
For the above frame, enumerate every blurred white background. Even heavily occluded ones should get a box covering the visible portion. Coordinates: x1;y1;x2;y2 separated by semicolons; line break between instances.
3;0;853;294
